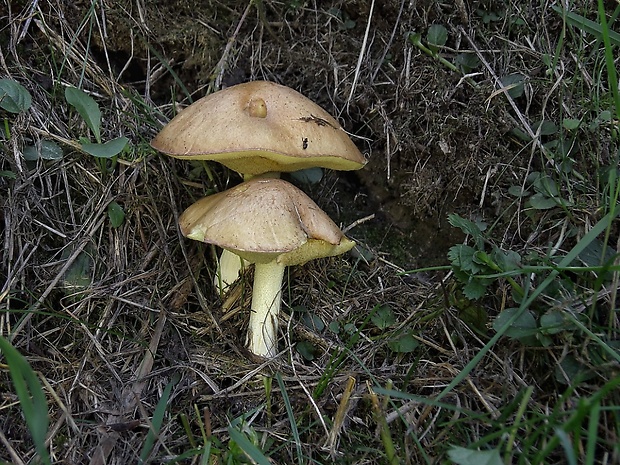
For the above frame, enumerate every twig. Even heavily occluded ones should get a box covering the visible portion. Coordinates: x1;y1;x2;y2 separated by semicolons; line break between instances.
343;214;375;233
370;0;406;83
0;428;25;465
214;1;254;90
347;0;375;106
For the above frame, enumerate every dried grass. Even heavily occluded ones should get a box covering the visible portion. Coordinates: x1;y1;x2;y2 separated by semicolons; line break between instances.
1;0;619;464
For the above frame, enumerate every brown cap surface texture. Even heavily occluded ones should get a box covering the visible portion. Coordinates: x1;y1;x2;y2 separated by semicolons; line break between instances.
152;81;365;175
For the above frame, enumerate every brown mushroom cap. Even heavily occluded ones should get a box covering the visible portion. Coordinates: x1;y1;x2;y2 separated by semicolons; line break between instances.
179;178;355;265
151;81;366;176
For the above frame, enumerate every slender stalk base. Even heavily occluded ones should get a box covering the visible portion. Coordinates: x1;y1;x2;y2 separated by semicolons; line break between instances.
246;261;286;358
214;249;249;292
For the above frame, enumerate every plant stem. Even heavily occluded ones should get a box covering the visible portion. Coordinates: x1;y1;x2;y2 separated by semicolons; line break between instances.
247;261;285;357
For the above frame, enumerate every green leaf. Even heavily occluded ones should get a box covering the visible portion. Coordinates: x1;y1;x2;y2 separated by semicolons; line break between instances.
371;304;396;329
532;119;558;136
528;193;559;210
139;377;175;464
447;213;486;247
589;110;613;132
532;173;559;196
500;73;525;99
472;250;496;269
1;170;17;179
82;136;129;158
227;426;272;465
447;446;503;465
510;127;531;141
455;53;480;73
555;355;596;385
408;32;422;46
563;118;581;130
449;244;484;273
23;140;64;161
343;323;357;335
65;86;102;142
22;145;40;162
0;336;51;465
507;185;530;197
540;311;571;335
427;24;448;49
491;247;521;272
458;304;488;334
296;341;319;361
327;321;340;334
388;333;419;353
493;308;537;341
107;202;125;228
63;250;92;291
577;237;617;267
462;278;488;300
300;311;325;333
0;78;32;113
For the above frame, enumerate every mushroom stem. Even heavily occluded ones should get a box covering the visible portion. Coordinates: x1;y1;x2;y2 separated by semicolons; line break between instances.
214;249;250;292
246;260;286;357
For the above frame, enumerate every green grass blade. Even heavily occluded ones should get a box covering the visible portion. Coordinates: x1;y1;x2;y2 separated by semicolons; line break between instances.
532;375;620;464
145;43;193;104
0;336;51;465
561;314;620;363
276;373;303;464
227;426;272;465
585;400;601;465
139;377;175;464
554;428;579;465
199;440;212;465
597;0;620;118
552;6;620;47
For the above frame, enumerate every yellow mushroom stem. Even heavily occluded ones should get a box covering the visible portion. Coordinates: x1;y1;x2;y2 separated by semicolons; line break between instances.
246;260;286;358
214;251;250;292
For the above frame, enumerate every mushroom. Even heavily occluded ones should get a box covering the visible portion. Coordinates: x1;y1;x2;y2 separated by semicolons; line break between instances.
151;80;366;177
152;80;366;291
179;178;355;358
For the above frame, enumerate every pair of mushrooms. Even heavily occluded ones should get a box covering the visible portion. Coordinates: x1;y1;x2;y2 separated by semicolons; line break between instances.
151;81;365;358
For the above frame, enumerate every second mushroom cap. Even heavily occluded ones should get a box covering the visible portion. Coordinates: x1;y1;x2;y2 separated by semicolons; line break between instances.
179;178;355;265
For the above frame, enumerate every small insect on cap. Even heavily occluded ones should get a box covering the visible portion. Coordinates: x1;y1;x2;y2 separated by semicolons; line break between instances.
151;81;366;176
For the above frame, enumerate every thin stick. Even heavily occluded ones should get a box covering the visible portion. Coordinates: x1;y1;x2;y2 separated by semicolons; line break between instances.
214;1;254;90
347;0;375;106
343;214;375;233
370;0;406;83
